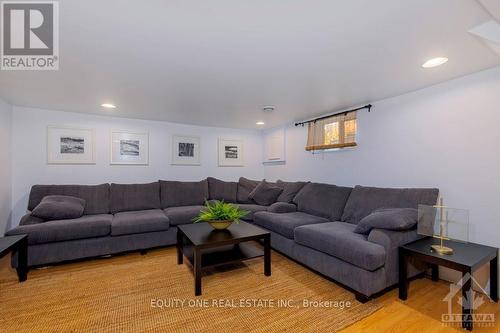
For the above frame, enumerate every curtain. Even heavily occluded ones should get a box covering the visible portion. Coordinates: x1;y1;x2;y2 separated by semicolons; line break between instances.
305;111;357;151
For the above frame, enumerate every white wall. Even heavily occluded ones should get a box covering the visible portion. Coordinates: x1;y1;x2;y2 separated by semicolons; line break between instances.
265;66;500;289
10;107;264;228
0;99;12;236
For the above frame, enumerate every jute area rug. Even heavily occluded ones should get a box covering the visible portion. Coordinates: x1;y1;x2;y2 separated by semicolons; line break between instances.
0;246;381;332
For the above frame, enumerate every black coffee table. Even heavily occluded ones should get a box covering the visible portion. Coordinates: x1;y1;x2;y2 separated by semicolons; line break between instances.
399;237;498;331
177;221;271;296
0;234;28;282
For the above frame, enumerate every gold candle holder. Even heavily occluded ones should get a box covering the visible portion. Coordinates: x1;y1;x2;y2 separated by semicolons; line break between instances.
431;198;454;255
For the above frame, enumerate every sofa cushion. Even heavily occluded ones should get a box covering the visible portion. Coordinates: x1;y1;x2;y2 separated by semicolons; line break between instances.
276;180;308;203
236;204;268;221
28;184;110;215
237;177;260;204
6;214;112;245
163;206;205;226
160;180;208;208
253;211;329;239
341;186;439;224
354;208;418;234
111;209;170;236
207;177;237;203
293;183;352;220
248;181;283;206
110;182;161;214
294;222;386;271
31;195;86;221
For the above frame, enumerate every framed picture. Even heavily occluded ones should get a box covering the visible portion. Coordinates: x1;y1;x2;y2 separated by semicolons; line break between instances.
47;126;95;164
110;131;149;165
171;135;200;165
218;138;244;167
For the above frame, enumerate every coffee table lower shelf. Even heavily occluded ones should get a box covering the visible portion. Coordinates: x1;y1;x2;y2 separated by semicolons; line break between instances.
182;243;264;269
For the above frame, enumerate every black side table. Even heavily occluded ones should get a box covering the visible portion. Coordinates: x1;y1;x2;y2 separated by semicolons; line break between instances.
0;234;28;282
399;237;498;331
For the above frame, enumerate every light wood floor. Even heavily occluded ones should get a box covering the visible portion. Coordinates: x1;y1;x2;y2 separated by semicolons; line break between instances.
342;277;500;333
1;248;499;332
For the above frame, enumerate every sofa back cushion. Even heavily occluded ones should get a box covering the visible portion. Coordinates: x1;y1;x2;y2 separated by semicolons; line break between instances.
160;180;208;208
110;182;161;213
207;177;237;203
341;185;439;224
276;180;308;203
293;183;352;220
237;177;260;203
28;184;110;215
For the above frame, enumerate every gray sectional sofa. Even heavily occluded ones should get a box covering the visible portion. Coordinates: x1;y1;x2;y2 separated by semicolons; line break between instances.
6;178;297;267
6;177;438;302
252;184;438;301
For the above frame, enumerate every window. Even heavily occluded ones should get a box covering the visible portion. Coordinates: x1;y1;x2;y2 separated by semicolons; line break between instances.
324;122;339;145
305;111;357;151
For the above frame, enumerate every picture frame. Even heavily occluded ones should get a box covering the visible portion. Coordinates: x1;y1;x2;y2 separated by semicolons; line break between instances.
171;135;201;165
218;138;244;167
110;131;149;165
47;126;95;164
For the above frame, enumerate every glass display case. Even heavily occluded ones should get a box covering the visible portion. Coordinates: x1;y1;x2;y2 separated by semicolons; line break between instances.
417;200;469;255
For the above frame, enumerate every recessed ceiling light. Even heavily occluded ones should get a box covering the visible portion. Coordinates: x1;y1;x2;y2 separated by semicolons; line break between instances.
422;57;448;68
101;103;116;109
256;121;265;125
262;106;275;112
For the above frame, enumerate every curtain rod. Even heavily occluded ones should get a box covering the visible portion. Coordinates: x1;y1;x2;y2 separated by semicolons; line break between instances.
294;104;372;127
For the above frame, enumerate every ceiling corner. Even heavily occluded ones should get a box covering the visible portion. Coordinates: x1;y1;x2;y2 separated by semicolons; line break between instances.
477;0;500;22
469;20;500;55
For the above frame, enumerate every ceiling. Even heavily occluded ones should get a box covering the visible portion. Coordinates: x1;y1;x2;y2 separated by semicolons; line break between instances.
1;0;499;129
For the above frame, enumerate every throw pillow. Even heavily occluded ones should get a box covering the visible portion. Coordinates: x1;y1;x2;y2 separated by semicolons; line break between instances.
354;208;418;234
248;181;283;206
237;177;261;204
32;195;86;221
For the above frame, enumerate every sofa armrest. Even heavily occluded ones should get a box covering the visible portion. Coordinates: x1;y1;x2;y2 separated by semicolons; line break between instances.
5;221;45;238
367;228;422;250
5;213;44;237
267;202;297;213
367;228;425;286
19;213;44;226
6;216;44;268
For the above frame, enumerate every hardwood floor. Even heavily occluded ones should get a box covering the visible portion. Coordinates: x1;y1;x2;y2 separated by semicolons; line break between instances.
342;277;500;333
1;251;499;332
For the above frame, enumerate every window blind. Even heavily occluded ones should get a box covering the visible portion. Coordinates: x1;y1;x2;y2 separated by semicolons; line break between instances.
305;111;357;151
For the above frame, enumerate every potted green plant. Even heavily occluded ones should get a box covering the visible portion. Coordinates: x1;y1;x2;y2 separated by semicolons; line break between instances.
194;200;249;230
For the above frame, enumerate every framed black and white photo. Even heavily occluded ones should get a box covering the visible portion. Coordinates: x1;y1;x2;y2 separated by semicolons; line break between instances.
171;135;200;165
47;126;95;164
111;131;149;165
218;138;244;167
